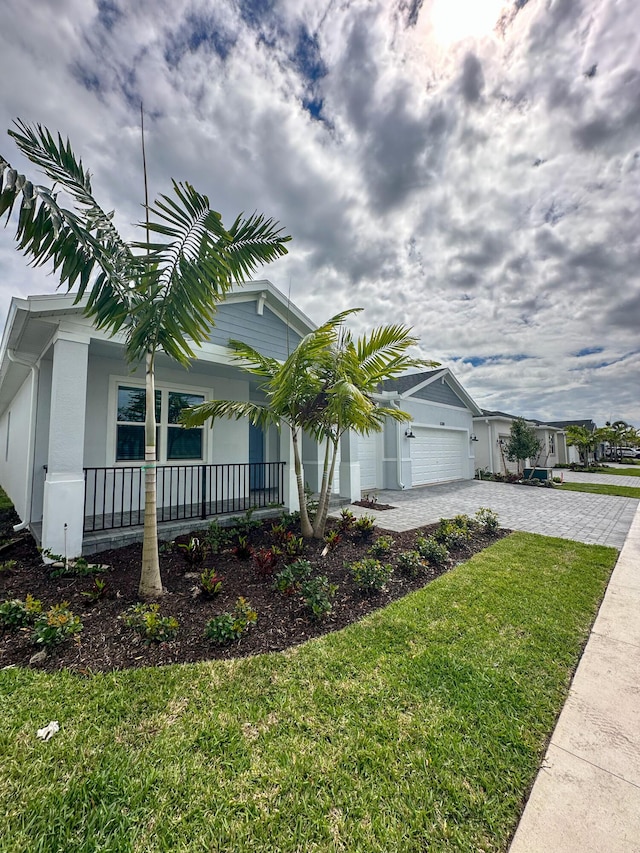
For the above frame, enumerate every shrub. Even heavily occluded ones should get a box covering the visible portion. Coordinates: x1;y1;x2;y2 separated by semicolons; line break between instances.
81;577;108;604
48;556;104;579
353;515;375;536
282;532;305;561
368;535;394;557
300;575;337;621
396;550;428;578
252;547;280;580
337;508;355;532
474;507;500;533
0;560;17;574
206;521;233;554
0;594;42;629
232;535;254;560
434;517;471;549
205;597;257;645
323;530;342;551
121;603;178;643
270;522;289;544
349;558;393;593
199;568;224;597
415;535;449;567
32;602;82;647
273;559;312;595
177;537;208;565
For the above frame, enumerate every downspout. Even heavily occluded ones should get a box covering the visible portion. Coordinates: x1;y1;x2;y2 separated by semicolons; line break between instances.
486;419;494;472
393;401;406;489
7;350;39;533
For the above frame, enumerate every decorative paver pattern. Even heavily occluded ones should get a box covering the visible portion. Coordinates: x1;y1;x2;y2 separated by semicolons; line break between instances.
342;480;638;549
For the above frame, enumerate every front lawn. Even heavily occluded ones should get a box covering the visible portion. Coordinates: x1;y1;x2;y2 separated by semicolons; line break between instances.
0;533;616;852
558;481;640;499
595;466;640;477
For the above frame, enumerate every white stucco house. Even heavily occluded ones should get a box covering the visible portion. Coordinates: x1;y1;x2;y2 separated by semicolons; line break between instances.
472;410;584;475
0;280;481;557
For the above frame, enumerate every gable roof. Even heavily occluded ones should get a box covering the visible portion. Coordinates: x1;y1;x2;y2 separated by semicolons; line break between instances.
381;368;482;415
478;411;598;431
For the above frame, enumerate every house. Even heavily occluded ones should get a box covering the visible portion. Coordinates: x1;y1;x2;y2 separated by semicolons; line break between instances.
0;282;482;558
473;410;584;474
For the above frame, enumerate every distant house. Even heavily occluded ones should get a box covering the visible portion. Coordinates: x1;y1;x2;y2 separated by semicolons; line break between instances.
473;410;585;474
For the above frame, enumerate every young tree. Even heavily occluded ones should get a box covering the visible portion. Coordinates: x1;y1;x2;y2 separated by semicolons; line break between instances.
0;120;290;598
566;425;596;466
505;418;541;476
181;310;434;538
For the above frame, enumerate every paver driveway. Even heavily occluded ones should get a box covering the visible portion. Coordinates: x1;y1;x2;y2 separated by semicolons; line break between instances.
342;480;638;549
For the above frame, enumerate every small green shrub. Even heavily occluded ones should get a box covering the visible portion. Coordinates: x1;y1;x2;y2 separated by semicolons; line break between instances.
282;532;305;561
300;575;337;621
232;535;254;560
205;597;257;645
415;535;449;567
0;594;42;629
270;522;289;544
32;602;82;647
121;603;178;643
48;556;104;579
199;568;224;596
368;535;394;557
349;558;393;593
353;515;375;536
434;517;471;549
0;560;17;574
273;559;312;595
206;521;233;554
474;507;500;533
177;537;208;565
396;550;428;578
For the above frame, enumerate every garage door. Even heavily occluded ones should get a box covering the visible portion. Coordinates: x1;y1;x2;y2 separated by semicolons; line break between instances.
358;433;379;490
411;428;466;485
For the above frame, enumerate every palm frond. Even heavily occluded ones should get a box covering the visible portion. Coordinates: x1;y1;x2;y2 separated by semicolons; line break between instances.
179;399;275;429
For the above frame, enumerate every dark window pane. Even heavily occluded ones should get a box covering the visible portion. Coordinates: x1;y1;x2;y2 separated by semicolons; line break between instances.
117;387;161;423
168;392;204;425
167;427;202;460
116;425;145;460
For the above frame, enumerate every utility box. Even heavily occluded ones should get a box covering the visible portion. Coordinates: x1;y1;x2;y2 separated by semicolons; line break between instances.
523;468;553;481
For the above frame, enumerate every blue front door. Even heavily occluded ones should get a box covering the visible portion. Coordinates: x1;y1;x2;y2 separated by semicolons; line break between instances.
249;423;265;489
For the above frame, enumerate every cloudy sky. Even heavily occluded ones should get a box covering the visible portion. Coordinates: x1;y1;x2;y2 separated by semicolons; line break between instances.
1;0;638;426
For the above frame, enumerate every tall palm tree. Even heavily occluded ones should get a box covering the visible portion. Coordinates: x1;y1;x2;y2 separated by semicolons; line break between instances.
0;120;290;597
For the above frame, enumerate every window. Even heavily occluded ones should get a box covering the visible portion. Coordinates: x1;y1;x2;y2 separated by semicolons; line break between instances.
549;435;555;455
115;385;204;462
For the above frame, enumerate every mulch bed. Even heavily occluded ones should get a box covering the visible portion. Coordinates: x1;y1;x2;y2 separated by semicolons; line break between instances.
0;506;508;674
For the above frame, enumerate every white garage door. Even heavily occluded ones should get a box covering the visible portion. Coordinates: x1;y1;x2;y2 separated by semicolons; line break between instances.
411;428;467;485
358;433;379;490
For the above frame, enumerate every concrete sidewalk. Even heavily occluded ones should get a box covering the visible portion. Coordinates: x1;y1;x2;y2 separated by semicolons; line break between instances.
509;503;640;852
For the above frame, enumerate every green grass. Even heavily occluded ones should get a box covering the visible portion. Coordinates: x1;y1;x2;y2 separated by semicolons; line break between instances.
0;487;13;511
595;466;640;477
0;533;616;853
558;481;640;498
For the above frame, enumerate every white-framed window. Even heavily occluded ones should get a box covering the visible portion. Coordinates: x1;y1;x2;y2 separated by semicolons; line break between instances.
112;380;207;464
549;435;555;455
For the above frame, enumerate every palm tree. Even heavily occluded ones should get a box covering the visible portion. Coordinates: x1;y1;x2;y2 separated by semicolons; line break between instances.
180;311;355;538
566;425;596;466
0;120;290;597
181;310;435;539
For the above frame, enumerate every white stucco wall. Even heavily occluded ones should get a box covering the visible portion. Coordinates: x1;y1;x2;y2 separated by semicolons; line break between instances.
0;372;33;521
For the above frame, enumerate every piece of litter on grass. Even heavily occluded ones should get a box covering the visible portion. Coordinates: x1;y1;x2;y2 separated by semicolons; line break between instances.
36;721;60;741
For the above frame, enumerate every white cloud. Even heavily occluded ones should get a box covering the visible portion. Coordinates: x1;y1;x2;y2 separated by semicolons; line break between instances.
0;0;638;425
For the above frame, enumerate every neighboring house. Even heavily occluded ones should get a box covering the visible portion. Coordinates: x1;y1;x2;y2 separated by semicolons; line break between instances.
351;369;482;492
473;410;586;474
0;282;483;557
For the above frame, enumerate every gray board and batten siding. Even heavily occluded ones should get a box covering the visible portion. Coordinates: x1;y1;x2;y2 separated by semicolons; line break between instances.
410;379;467;408
207;301;303;361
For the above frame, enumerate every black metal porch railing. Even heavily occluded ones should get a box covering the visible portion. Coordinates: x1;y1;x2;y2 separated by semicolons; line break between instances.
83;462;285;533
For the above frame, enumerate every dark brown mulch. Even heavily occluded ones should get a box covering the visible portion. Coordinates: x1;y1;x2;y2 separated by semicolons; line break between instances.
352;499;396;510
0;506;508;674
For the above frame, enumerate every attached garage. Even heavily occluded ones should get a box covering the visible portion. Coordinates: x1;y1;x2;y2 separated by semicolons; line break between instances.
410;427;467;485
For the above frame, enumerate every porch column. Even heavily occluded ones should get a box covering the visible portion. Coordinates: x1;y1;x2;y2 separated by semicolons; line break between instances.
301;431;323;492
41;334;89;560
339;430;361;501
280;427;300;512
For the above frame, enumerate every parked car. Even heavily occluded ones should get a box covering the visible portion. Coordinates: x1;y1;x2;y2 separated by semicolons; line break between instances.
618;448;640;459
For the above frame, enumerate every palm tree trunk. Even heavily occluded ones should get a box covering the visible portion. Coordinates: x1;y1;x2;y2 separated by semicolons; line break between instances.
139;351;163;598
312;437;333;538
313;437;339;538
291;429;313;538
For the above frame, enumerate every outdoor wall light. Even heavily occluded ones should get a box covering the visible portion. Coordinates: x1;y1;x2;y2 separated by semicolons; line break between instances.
405;428;416;438
470;434;479;442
